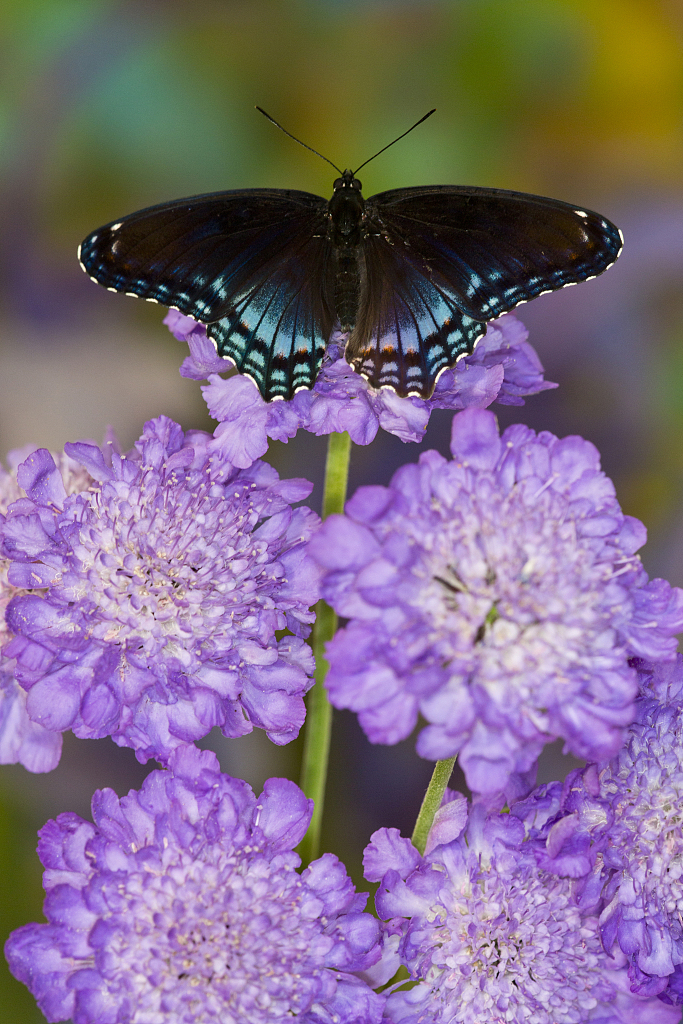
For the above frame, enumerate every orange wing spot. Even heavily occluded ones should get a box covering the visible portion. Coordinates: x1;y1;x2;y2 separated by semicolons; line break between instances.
298;346;309;356
382;345;395;355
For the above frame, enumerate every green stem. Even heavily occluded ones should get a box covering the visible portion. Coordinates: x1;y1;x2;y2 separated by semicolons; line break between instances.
298;431;352;866
411;757;457;856
320;430;353;520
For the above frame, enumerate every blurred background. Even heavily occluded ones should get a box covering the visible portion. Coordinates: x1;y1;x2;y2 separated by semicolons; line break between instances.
0;1;681;1018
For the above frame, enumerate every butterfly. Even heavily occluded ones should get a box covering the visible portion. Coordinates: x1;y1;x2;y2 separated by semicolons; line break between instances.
78;111;622;402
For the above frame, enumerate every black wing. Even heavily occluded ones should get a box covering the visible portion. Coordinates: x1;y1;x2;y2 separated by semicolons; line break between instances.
79;190;336;400
348;185;622;397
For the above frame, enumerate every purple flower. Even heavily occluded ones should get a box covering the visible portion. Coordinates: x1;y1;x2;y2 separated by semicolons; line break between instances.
591;656;683;1000
0;661;62;771
308;407;683;794
363;809;679;1024
5;745;384;1024
165;310;555;466
505;656;683;1005
1;417;320;763
0;445;94;771
507;767;608;888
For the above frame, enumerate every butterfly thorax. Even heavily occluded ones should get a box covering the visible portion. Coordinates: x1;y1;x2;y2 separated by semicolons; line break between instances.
328;170;365;330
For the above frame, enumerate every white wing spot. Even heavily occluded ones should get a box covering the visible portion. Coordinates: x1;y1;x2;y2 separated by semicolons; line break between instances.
110;222;123;232
125;291;139;298
145;298;159;304
107;287;117;293
205;334;236;367
574;210;588;218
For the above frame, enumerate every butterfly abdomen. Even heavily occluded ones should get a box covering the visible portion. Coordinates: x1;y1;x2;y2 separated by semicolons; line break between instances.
333;249;361;331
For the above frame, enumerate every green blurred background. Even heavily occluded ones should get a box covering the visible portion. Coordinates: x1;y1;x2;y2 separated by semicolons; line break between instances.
0;1;681;1019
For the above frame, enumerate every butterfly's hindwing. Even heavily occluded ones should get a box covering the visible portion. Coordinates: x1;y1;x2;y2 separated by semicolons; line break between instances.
207;232;336;400
347;232;487;397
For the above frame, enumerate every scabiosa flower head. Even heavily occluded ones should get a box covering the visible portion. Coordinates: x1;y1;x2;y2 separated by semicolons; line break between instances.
0;444;94;771
165;310;556;467
5;745;384;1024
580;655;683;1000
363;809;679;1024
308;407;683;794
1;417;320;763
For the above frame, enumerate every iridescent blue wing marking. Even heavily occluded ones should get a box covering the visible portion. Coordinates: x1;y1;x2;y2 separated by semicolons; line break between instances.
78;190;335;400
353;185;623;397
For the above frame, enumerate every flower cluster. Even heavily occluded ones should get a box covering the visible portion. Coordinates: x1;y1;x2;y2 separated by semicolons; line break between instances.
5;745;384;1024
5;292;683;1024
363;804;679;1024
1;417;320;763
524;655;683;1006
308;406;683;794
0;445;96;771
166;310;556;466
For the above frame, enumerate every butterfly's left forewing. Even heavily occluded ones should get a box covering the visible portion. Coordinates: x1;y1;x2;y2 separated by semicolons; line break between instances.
350;185;622;397
366;185;623;320
79;189;336;400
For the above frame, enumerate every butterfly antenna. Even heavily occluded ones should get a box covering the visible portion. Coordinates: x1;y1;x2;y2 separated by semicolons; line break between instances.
256;106;343;175
353;109;436;176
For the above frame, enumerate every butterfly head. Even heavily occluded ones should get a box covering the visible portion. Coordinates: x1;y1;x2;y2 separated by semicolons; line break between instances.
333;169;363;192
329;171;365;245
